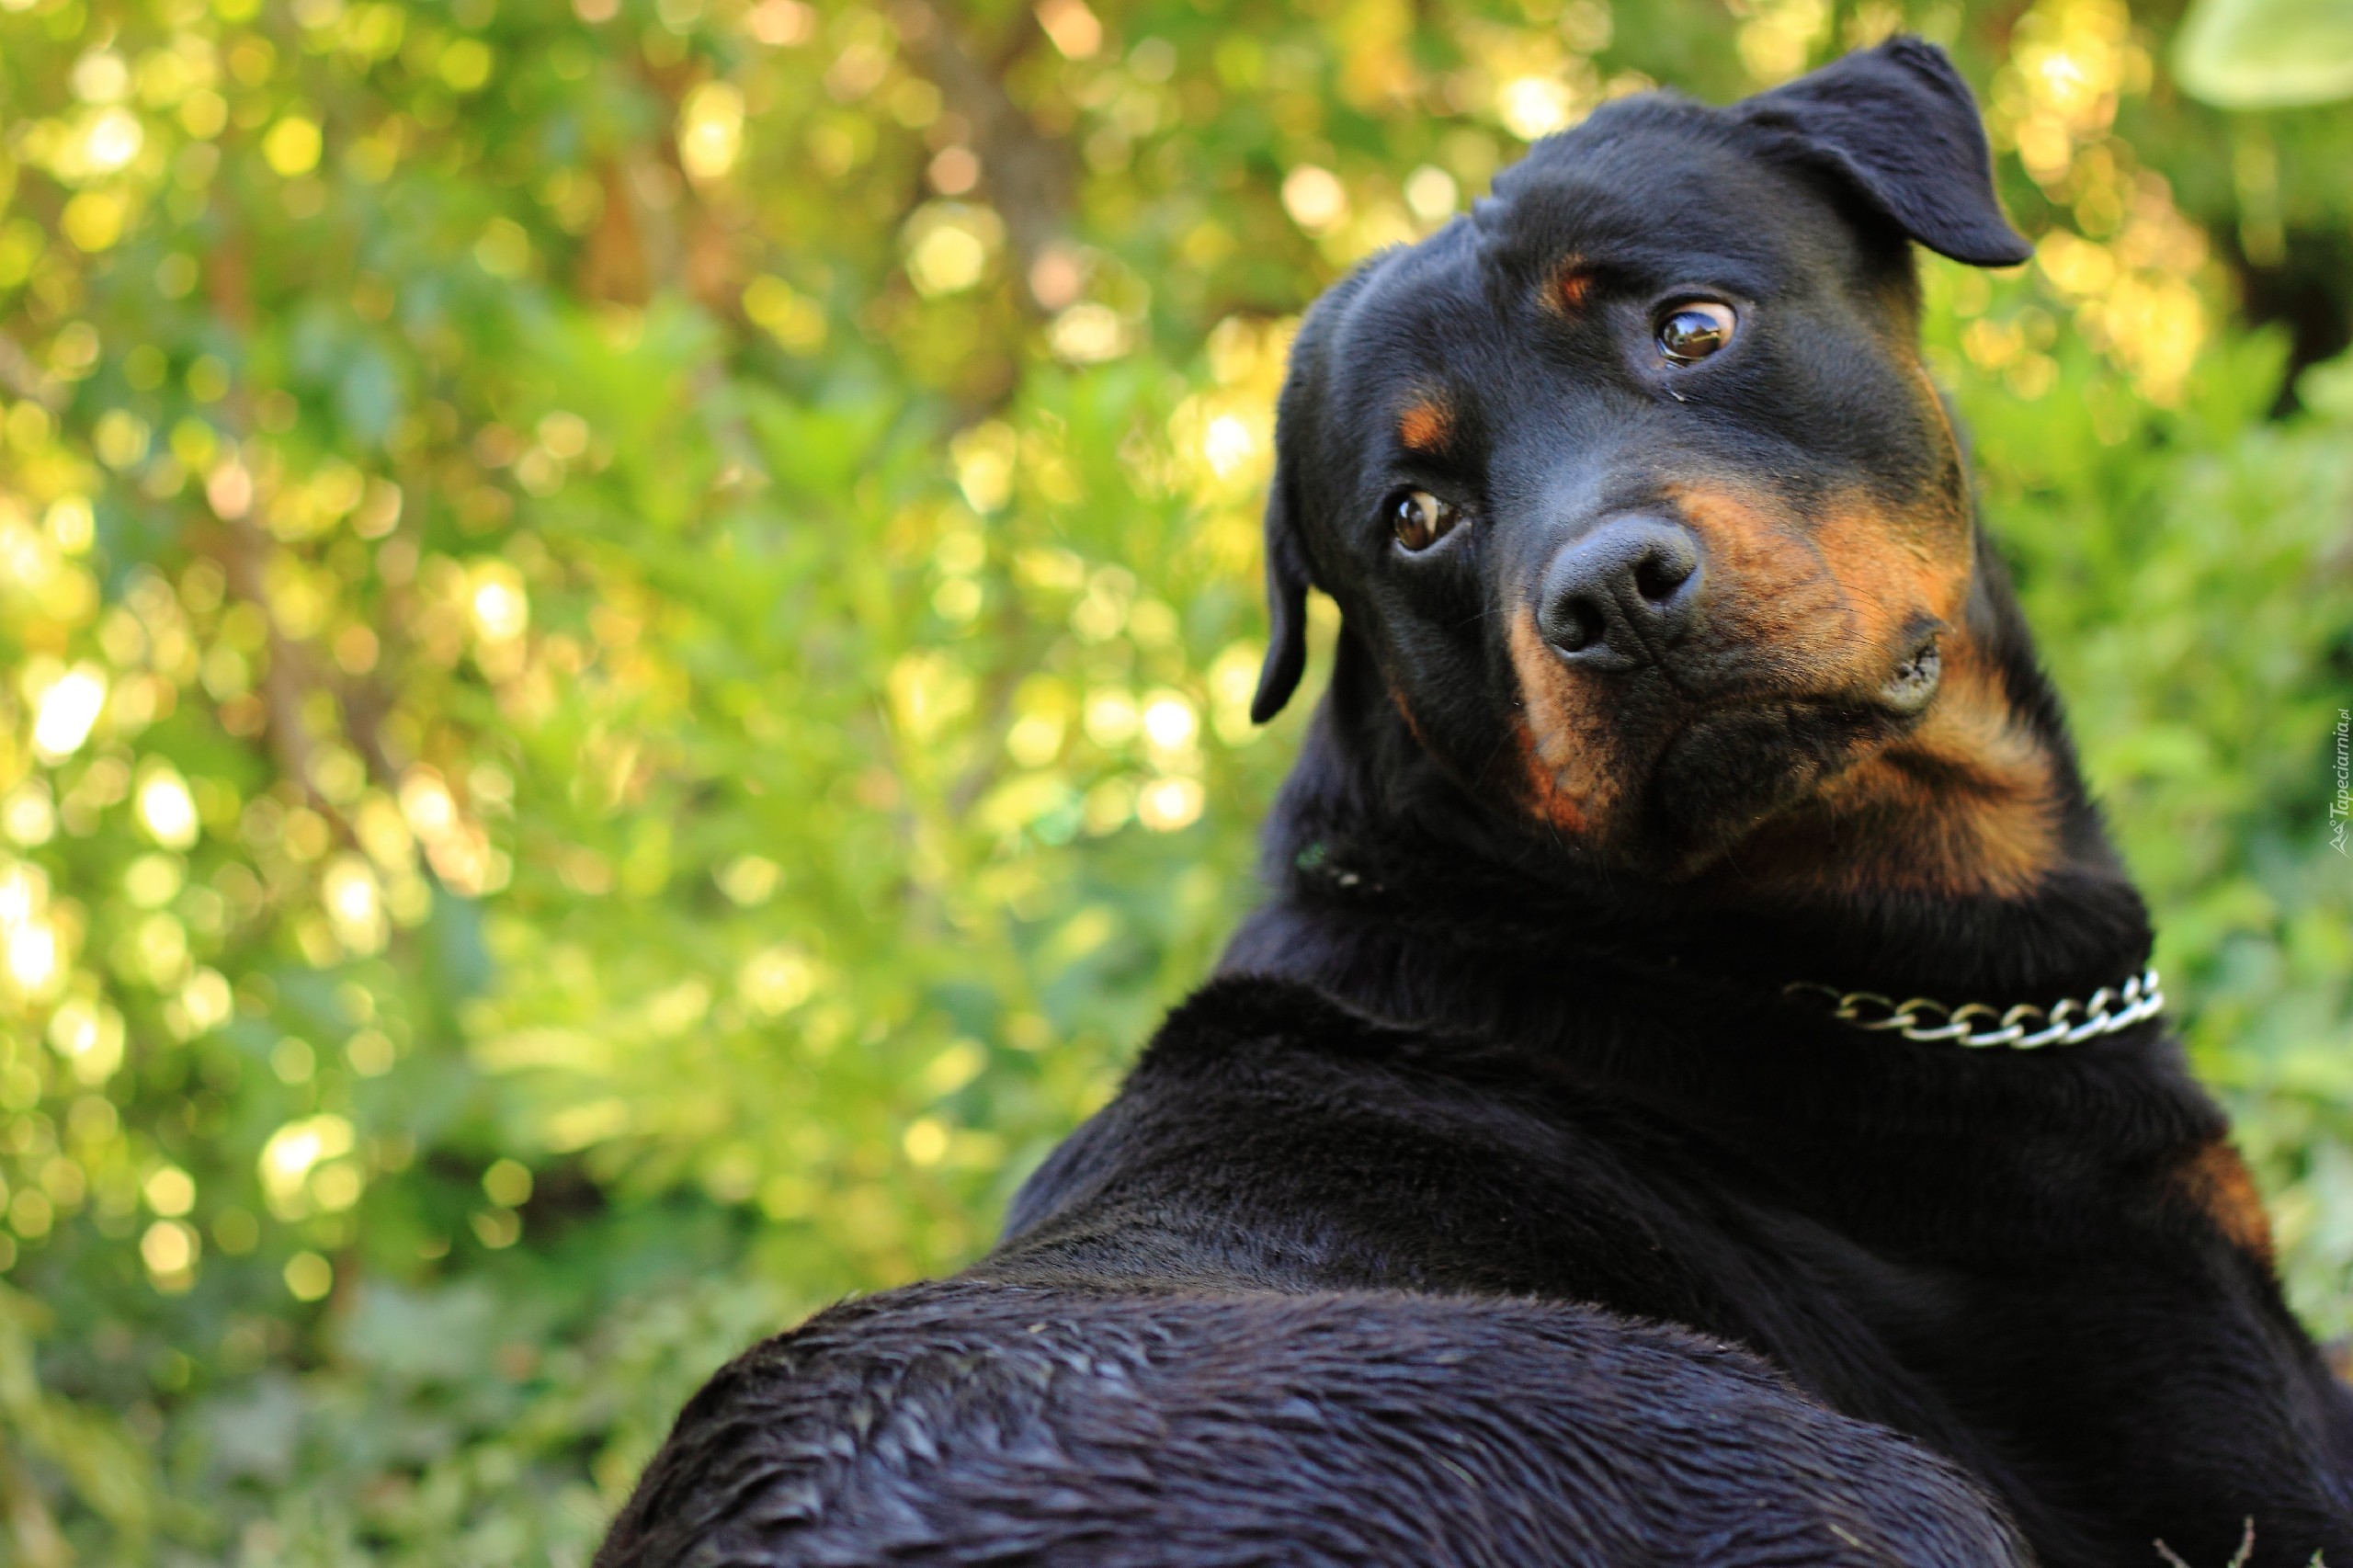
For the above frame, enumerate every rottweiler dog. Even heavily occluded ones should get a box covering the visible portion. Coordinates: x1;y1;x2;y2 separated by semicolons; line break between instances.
600;39;2353;1567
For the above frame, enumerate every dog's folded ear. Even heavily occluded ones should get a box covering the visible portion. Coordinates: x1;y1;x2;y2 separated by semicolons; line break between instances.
1250;464;1312;724
1733;36;2032;268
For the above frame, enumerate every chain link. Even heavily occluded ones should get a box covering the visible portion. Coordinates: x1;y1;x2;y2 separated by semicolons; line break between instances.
1784;968;2164;1050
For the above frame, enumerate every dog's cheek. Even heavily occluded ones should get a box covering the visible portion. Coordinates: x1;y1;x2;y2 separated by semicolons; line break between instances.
1385;679;1437;754
1384;642;1516;790
1807;494;1975;650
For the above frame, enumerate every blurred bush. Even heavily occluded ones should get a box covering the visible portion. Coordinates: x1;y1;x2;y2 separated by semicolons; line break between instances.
0;0;2347;1561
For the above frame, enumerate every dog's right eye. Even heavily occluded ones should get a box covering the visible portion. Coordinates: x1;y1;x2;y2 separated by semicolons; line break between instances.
1393;491;1459;551
1656;301;1736;365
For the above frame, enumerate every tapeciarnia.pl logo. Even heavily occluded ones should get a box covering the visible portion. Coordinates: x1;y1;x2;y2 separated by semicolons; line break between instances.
2332;708;2349;858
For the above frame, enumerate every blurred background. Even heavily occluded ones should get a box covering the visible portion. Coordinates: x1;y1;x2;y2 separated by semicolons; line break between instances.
0;0;2348;1559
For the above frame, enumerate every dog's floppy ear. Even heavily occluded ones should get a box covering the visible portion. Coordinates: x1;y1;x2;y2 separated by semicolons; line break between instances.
1249;460;1312;724
1734;37;2032;267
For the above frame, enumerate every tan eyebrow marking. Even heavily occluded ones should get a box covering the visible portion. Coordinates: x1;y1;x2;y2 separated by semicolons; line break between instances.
1397;401;1452;454
1550;258;1596;315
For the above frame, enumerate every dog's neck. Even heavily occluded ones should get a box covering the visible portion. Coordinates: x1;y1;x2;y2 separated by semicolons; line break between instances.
1222;566;2153;1015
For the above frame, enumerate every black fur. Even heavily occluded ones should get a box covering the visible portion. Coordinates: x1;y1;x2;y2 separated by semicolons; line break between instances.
1733;37;2035;268
602;1276;2028;1564
604;40;2353;1567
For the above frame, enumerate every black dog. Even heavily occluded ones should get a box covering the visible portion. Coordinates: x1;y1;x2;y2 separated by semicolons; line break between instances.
600;40;2353;1566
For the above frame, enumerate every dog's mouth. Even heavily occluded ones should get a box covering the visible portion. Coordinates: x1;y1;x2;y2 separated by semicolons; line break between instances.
1636;699;1881;868
1878;631;1942;715
1616;633;1949;872
1505;594;1961;875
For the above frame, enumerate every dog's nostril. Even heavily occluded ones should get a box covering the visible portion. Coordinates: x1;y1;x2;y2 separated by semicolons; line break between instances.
1553;598;1605;653
1632;551;1692;605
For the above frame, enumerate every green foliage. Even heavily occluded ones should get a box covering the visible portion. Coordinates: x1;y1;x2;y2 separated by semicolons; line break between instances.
2173;0;2353;108
0;0;2346;1560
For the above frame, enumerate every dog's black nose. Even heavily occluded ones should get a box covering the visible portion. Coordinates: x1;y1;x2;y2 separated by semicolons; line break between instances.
1538;518;1704;669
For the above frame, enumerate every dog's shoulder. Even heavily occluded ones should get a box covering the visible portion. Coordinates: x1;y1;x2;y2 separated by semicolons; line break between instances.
982;972;1733;1312
999;972;1560;1241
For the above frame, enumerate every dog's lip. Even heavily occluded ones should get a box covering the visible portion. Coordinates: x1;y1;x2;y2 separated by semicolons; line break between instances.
1658;639;1941;726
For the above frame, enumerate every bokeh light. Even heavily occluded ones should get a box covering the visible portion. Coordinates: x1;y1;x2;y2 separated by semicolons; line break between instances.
0;0;2345;1559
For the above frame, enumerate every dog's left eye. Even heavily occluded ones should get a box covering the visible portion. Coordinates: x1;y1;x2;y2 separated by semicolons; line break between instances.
1656;302;1736;365
1393;491;1459;551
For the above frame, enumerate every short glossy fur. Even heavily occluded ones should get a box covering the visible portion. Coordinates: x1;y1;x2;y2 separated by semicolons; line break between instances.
602;40;2353;1567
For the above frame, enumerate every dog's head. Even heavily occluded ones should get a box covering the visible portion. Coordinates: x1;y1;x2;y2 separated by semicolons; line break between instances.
1253;39;2066;899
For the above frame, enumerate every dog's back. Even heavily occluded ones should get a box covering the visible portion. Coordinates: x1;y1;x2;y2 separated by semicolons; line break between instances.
597;1282;2026;1567
601;977;2034;1565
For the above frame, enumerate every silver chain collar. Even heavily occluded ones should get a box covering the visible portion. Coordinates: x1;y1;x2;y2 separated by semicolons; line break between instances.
1784;968;2164;1050
1291;843;2165;1051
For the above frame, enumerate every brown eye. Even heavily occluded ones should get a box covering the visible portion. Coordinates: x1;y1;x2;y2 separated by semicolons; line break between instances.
1657;301;1736;365
1393;490;1458;551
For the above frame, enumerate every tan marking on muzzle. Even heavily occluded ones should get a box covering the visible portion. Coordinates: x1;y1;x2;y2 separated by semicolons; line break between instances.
1669;487;1861;701
1810;497;1973;642
1507;608;1626;835
1669;484;1971;700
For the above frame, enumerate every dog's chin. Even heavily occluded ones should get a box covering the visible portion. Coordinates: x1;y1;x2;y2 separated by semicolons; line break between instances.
1628;699;1913;877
